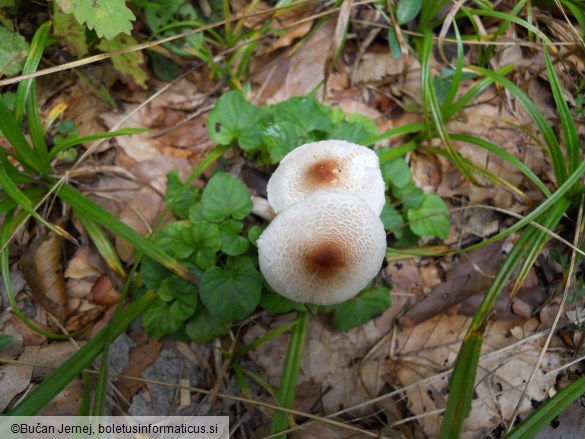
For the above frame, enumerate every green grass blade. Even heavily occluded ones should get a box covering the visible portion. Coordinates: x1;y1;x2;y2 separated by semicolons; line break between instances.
0;94;41;173
74;209;126;281
467;66;567;185
440;21;464;111
420;30;479;185
25;80;51;175
48;128;148;159
14;21;51;123
270;311;309;437
77;373;92;416
377;141;417;163
543;48;579;176
443;65;515;121
438;331;483;438
439;201;569;437
363;122;426;146
6;290;157;416
56;184;196;284
0;166;66;238
450;134;551;197
504;374;585;439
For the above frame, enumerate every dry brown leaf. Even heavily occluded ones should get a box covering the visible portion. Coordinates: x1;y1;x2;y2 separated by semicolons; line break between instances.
400;241;505;327
9;314;47;346
115;338;163;407
19;232;68;322
64;247;103;280
393;315;563;438
0;346;39;411
260;19;336;103
91;275;120;306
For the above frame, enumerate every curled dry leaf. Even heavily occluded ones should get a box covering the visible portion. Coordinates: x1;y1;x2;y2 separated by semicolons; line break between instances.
19;232;68;322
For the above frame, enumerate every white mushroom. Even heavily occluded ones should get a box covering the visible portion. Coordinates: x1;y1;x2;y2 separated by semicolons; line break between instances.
257;190;387;305
266;140;386;216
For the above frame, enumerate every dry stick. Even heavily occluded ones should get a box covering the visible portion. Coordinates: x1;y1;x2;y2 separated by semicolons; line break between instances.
506;195;585;432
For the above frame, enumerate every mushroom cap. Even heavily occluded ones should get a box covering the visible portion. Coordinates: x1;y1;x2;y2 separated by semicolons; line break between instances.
257;190;387;305
267;140;386;216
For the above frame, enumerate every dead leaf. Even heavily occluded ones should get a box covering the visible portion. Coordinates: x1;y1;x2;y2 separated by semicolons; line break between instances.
400;241;505;327
19;232;68;321
0;346;39;412
91;275;120;306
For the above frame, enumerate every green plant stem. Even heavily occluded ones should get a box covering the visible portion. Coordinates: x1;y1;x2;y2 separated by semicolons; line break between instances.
270;311;309;438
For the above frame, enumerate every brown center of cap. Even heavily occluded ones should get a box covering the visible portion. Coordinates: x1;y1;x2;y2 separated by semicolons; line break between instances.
303;241;346;276
305;159;342;188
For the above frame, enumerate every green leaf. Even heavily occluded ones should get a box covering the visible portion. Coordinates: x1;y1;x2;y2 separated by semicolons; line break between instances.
397;0;423;25
381;157;412;189
207;91;268;150
407;193;450;238
248;225;263;247
96;34;147;89
272;96;332;133
158;276;198;322
201;172;252;222
185;304;230;344
219;220;249;256
381;204;404;238
142;301;182;338
56;0;135;40
173;221;220;268
165;170;199;219
200;257;262;322
327;121;374;144
261;120;304;164
0;334;12;352
260;291;295;314
53;2;88;57
0;26;29;77
395;182;424;209
387;27;404;59
332;286;391;331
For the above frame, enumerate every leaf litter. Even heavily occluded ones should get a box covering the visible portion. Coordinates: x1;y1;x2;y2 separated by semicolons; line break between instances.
1;2;585;437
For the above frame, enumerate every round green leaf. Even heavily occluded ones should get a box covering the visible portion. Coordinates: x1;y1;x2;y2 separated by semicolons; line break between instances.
173;221;220;260
332;286;391;331
219;220;249;256
380;204;404;238
407;193;450;238
248;225;264;247
207;91;268;150
200;257;262;322
201;172;252;222
185;305;230;344
142;301;182;339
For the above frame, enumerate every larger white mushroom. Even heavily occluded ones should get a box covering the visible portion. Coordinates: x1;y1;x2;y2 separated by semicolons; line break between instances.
266;140;386;216
257;190;387;305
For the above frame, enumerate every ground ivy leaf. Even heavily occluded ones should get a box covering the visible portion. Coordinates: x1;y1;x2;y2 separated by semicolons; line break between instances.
381;157;412;189
165;170;199;219
201;172;252;222
0;334;12;352
248;225;263;247
173;221;220;260
261;120;303;164
332;286;391;331
327;122;373;144
260;291;295;314
218;220;249;256
407;193;450;238
381;204;404;238
200;257;262;322
56;0;135;41
185;305;230;344
142;301;181;339
96;34;147;89
0;26;29;77
195;249;217;270
207;91;268;150
272;96;332;133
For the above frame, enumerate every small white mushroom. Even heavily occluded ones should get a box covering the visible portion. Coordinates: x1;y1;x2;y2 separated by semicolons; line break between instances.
266;140;386;216
257;190;387;305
